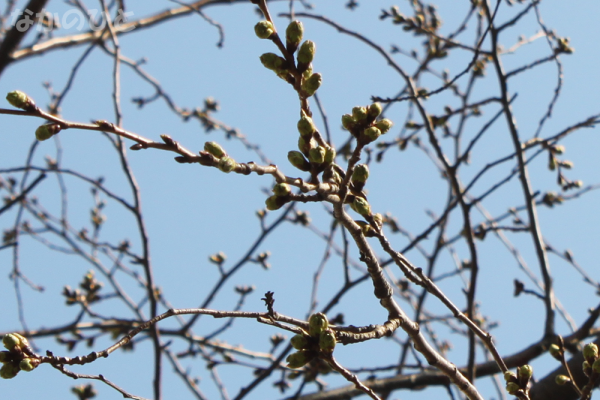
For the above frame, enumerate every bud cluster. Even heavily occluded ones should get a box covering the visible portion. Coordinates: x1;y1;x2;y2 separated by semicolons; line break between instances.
265;182;292;211
286;313;337;369
341;103;393;145
287;111;336;175
203;141;238;174
582;342;600;378
1;333;39;379
503;365;533;397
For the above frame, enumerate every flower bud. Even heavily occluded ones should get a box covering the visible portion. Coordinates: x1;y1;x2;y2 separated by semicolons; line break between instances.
351;164;369;183
35;124;61;141
290;334;309;350
324;146;336;164
302;73;322;97
286;350;314;369
260;53;285;71
19;358;39;372
549;344;562;360
319;330;336;352
6;90;34;110
297;40;316;64
352;106;368;121
2;334;21;351
367;103;382;119
288;151;311;171
297;114;316;138
555;374;570;385
273;183;291;197
309;146;326;164
217;156;236;173
286;21;304;49
308;313;329;337
356;221;374;237
505;382;520;395
0;363;19;379
372;213;383;229
351;197;371;217
583;343;598;362
593;358;600;374
254;20;275;39
363;126;381;143
376;118;393;134
518;364;533;381
265;195;286;211
341;114;354;130
204;141;226;158
504;371;517;382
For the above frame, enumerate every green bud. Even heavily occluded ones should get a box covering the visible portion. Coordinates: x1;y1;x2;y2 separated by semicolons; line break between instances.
297;40;316;64
593;358;600;374
367;103;382;119
518;364;533;381
583;343;598;361
555;374;570;385
19;358;38;372
356;221;374;237
217;156;236;173
254;20;275;39
6;90;34;110
290;334;309;350
351;164;369;183
549;344;562;359
552;145;565;155
319;330;336;352
0;352;10;363
265;195;286;211
273;183;291;197
302;73;322;97
341;114;354;130
288;151;311;172
286;350;314;369
308;146;326;164
204;141;226;158
297;114;316;137
308;313;329;337
302;64;313;80
352;106;368;121
35;124;61;141
351;197;371;217
505;382;520;395
324;146;336;164
260;53;285;71
2;334;20;351
286;21;304;48
372;213;383;229
0;363;19;379
363;126;381;142
376;118;394;134
504;371;517;382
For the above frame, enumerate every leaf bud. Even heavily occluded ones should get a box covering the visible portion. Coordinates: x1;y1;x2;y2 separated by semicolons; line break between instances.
35;124;61;141
286;21;304;49
376;118;394;134
19;358;39;372
555;374;570;385
341;114;354;130
367;103;383;119
319;330;336;352
505;382;520;395
308;146;326;164
308;313;329;337
351;196;371;217
302;73;322;97
290;334;309;350
288;151;311;171
254;20;275;39
265;195;286;211
583;343;598;362
273;183;291;197
2;334;21;351
297;114;316;138
351;164;369;183
6;90;35;110
363;126;381;143
297;40;316;64
260;53;285;71
0;363;19;379
286;350;314;369
204;141;226;158
324;146;336;164
217;156;236;173
352;106;368;121
518;364;533;381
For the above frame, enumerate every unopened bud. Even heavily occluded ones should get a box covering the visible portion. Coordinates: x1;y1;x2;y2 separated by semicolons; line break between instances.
504;371;517;382
341;114;354;130
583;343;598;362
518;364;533;381
308;313;329;337
549;344;562;360
351;197;371;217
0;352;10;364
286;350;314;369
352;106;368;121
319;330;336;352
19;358;39;372
302;73;322;97
297;114;316;137
555;374;570;385
273;183;291;197
505;382;520;395
0;363;19;379
286;21;304;49
363;126;381;142
265;194;286;211
376;118;393;134
254;20;275;39
2;334;21;351
288;151;311;171
308;146;326;164
260;53;285;71
297;40;316;64
204;141;226;158
35;124;61;141
367;103;382;119
217;156;236;173
290;334;309;350
6;90;34;110
351;164;369;183
324;146;336;164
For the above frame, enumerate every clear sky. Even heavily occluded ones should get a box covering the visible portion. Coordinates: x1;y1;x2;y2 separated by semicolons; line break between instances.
0;1;599;399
